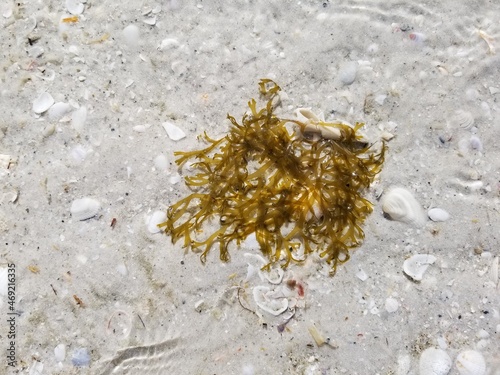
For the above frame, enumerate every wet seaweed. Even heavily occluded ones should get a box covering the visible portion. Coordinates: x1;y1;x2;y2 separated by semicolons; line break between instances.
159;79;386;275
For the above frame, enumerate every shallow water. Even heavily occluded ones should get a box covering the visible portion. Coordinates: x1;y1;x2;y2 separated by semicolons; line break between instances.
1;1;499;374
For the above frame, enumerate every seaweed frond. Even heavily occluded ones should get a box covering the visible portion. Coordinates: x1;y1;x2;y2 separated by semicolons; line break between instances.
160;79;386;275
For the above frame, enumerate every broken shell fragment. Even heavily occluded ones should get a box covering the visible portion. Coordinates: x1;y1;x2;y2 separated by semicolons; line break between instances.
455;350;486;375
162;121;186;141
419;348;452;375
70;197;100;221
32;92;54;114
382;187;426;226
403;254;436;281
252;286;288;316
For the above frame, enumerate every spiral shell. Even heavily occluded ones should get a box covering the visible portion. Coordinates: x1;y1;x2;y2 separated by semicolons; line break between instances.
381;187;426;226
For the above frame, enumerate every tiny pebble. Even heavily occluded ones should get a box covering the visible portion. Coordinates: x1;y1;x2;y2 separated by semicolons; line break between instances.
48;102;72;121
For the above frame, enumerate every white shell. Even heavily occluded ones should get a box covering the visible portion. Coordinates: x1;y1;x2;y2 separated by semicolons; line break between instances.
66;0;84;15
162;122;186;141
428;208;450;222
48;102;72;121
54;344;66;362
147;211;167;233
338;61;358;85
409;32;426;43
71;107;87;134
419;348;452;375
123;24;140;47
252;286;288;316
451;110;474;129
384;297;399;313
70;198;100;221
381;187;426;226
32;92;54;114
403;254;436;281
455;350;486;375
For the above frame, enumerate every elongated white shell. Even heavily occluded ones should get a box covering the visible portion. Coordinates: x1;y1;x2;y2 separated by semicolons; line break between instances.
252;286;288;316
70;198;100;221
419;348;452;375
428;208;450;222
403;254;436;281
382;187;426;226
455;350;486;375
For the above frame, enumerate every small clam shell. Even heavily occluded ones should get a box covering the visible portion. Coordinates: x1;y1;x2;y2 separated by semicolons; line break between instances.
428;208;450;222
451;110;474;129
419;348;452;375
32;92;55;114
381;187;426;226
403;254;436;281
70;197;100;221
252;286;288;316
455;350;486;375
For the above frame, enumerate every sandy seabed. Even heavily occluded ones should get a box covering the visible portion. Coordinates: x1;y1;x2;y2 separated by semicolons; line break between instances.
1;0;500;374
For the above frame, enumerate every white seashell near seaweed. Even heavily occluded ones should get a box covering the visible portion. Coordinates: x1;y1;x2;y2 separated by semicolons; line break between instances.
428;208;450;222
382;187;426;226
403;254;436;281
252;286;288;316
70;198;100;221
162;121;186;141
32;92;54;114
147;211;167;233
455;350;486;375
419;348;452;375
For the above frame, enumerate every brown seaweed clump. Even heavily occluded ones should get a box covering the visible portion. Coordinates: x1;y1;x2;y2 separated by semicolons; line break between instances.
159;79;386;275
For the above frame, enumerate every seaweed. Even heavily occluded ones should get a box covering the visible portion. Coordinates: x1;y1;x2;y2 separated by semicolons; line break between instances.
159;79;386;275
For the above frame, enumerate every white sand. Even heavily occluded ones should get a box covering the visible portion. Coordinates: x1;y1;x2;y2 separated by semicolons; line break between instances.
1;1;499;374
